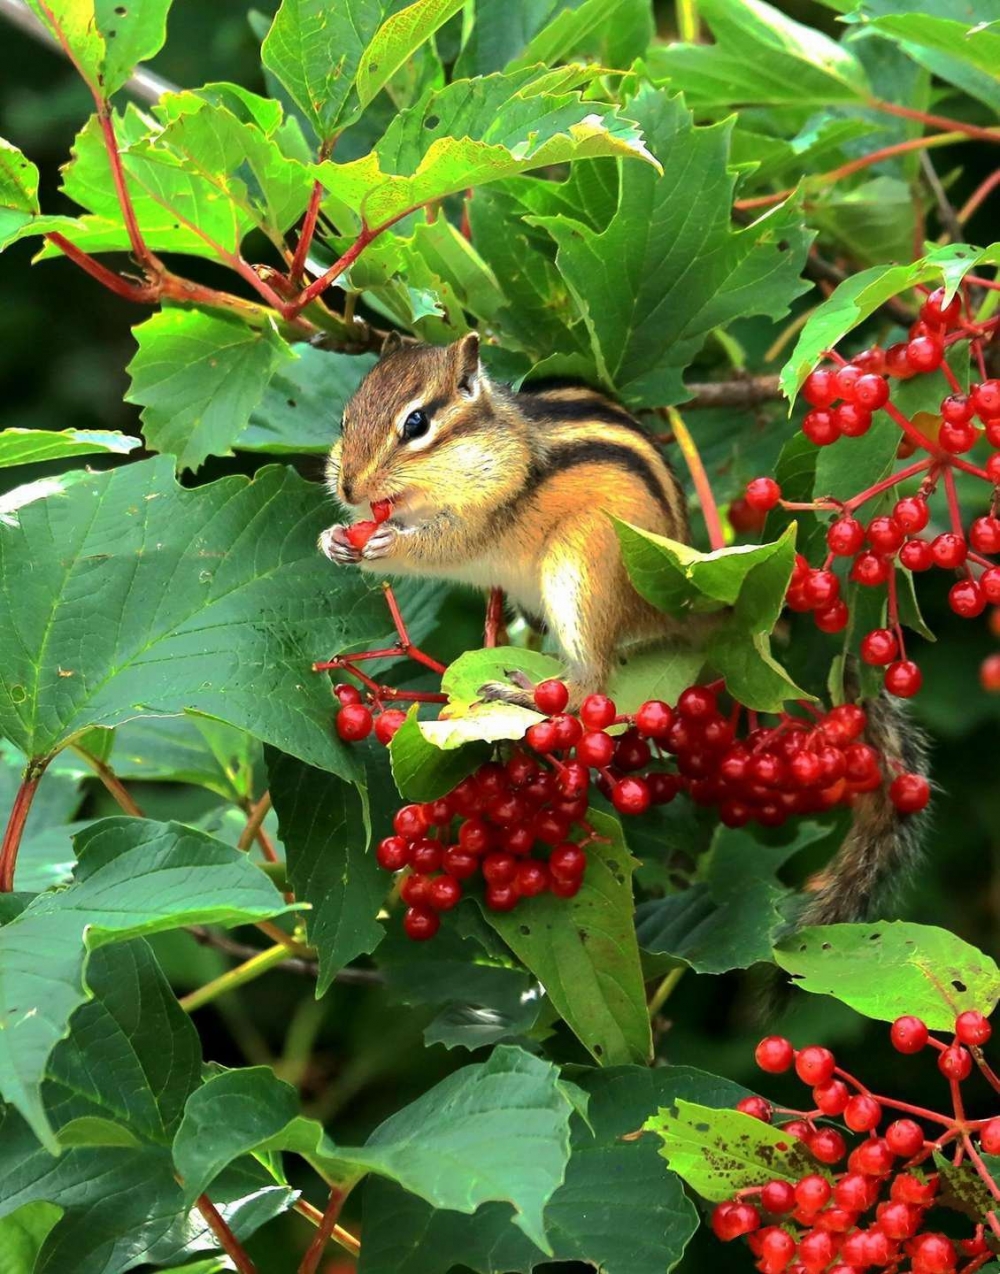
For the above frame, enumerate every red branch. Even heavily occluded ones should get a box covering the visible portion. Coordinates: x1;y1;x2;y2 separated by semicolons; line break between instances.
0;762;48;893
45;233;157;302
297;1188;345;1274
195;1195;258;1274
290;180;326;283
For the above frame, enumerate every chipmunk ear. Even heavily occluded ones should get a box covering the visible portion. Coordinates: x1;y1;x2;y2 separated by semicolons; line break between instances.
454;332;481;398
380;330;403;357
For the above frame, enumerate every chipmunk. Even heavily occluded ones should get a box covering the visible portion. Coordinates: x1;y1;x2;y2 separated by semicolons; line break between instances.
319;332;927;927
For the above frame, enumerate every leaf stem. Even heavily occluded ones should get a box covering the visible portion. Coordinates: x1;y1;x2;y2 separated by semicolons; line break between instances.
842;458;933;513
237;792;276;860
45;232;158;302
662;406;726;551
70;744;144;816
294;1198;361;1258
869;98;1000;147
648;967;685;1017
291;180;327;283
96;107;157;268
957;168;1000;226
194;1193;259;1274
179;942;291;1013
297;1188;346;1274
677;0;700;42
0;758;50;892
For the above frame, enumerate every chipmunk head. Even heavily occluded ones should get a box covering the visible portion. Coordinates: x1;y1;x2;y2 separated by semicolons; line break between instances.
329;333;520;519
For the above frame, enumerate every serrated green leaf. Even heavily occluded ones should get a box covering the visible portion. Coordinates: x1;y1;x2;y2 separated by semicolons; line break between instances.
316;66;657;231
0;137;40;249
22;0;172;99
781;243;1000;402
606;646;705;714
647;0;869;108
262;0;388;141
126;308;294;471
267;750;385;992
506;0;636;70
813;409;899;504
0;745;83;892
174;1047;575;1251
774;921;1000;1029
239;345;376;454
0;456;436;778
359;1064;745;1274
389;706;490;800
532;89;811;407
357;0;465;108
645;1099;817;1201
871;13;1000;81
483;810;652;1066
0;428;141;470
103;713;261;802
0;818;296;1148
636;823;829;974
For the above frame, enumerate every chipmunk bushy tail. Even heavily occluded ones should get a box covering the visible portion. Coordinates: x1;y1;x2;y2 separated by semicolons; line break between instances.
798;692;930;928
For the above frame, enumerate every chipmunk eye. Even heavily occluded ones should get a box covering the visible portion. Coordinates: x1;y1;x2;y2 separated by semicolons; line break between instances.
402;409;430;441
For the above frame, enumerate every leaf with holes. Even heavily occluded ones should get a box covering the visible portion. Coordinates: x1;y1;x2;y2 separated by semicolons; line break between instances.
773;922;1000;1029
0;428;141;470
356;0;466;107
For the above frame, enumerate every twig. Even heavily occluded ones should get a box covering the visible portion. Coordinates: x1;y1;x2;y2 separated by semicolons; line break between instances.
920;150;963;244
681;374;781;410
870;97;1000;147
958;168;1000;226
0;759;49;892
237;792;276;860
648;967;685;1017
194;1194;258;1274
291;180;327;283
298;1188;346;1274
186;925;384;985
294;1199;361;1259
677;0;700;42
71;744;144;817
179;943;292;1013
661;406;726;552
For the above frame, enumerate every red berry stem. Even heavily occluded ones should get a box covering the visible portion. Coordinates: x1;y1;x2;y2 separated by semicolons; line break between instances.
972;1050;1000;1096
832;1066;954;1127
382;583;447;674
843;459;934;514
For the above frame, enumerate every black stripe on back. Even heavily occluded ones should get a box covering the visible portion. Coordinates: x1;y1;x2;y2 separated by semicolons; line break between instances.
529;438;674;516
518;390;644;432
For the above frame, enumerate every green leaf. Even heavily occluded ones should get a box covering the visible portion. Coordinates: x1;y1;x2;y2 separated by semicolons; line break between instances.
781;243;1000;403
262;0;387;141
22;0;172;97
126;308;294;471
357;0;466;107
636;823;830;974
646;0;870;108
482;810;652;1067
774;921;1000;1029
506;0;642;70
360;1064;746;1274
174;1046;576;1251
606;646;705;714
23;1;107;95
645;1099;817;1201
317;66;658;231
239;345;377;453
0;1202;62;1274
389;706;490;801
813;408;899;504
532;89;811;407
0;456;437;778
0;428;141;469
0;137;40;249
0;818;295;1148
871;13;1000;82
103;713;261;802
0;745;83;892
267;750;386;993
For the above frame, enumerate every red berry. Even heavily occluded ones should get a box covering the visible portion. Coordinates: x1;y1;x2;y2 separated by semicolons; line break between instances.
877;1199;920;1240
712;1201;760;1242
851;1137;895;1176
458;817;490;854
885;1118;924;1158
614;729;651;771
404;903;440;940
949;578;985;618
575;730;614;768
515;860;549;897
939;420;977;453
549;874;582;898
980;1118;1000;1154
803;368;838;408
834;401;872;437
409;838;444;874
649;771;681;804
891;1172;937;1205
376;835;410;872
885;659;922;697
759;1227;796;1269
813;1078;849;1114
808;1126;847;1165
334;682;362;706
394;803;429;840
371;498;393;524
795;1045;835;1086
580;693;616;729
736;1095;772;1122
549;841;587;882
893;496;929;533
941;392;974;425
482;851;517;886
906;335;944;372
795;1175;831;1211
551;714;583;749
803;409;840;445
442;846;479;879
854;372;890;410
984;567;1000;603
728;496;766;534
970;516;1000;554
760;1180;796;1214
677;686;717;720
867;515;904;555
889;773;930;814
835;363;862;402
797;1229;836;1271
815;600;849;633
804;569;839;608
890;1015;929;1054
374;708;407;745
850;551;890;587
635;699;674;739
972;379;1000;420
755;1035;795;1073
910;1234;957;1273
533;678;569;714
525;720;559;753
900;537;933;571
938;1043;972;1081
922;287;962;328
982;652;1000;691
422;796;453;826
827;516;866;556
746;477;782;512
930;532;967;569
955;1010;992;1046
557;760;590;800
484;883;519;912
336;703;373;741
844;1094;882;1132
427;874;462;911
835;1174;872;1211
860;628;898;666
989;453;1000;483
886;341;916;378
346;520;378;549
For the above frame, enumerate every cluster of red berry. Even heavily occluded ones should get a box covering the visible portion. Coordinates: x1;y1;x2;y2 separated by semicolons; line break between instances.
710;1009;1000;1273
740;286;1000;703
339;675;930;941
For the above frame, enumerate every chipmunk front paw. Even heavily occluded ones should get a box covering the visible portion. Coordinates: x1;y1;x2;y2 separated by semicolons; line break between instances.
318;525;361;566
478;679;535;709
361;523;399;561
